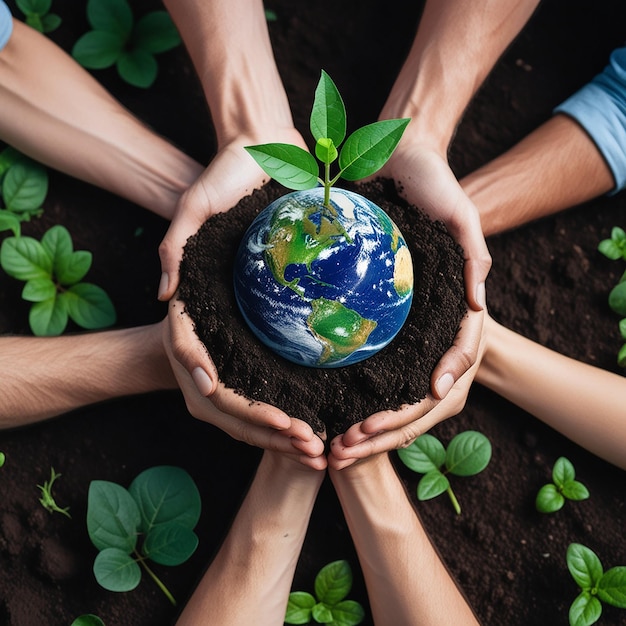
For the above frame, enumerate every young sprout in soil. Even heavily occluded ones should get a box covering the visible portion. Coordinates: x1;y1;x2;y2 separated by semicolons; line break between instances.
567;543;626;626
71;615;105;626
245;70;410;212
38;467;71;518
87;466;201;606
397;430;492;515
285;559;365;625
535;456;589;514
16;0;61;33
0;451;5;467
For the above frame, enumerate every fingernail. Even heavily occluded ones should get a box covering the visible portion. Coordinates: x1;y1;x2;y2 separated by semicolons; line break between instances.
191;367;213;396
435;372;455;399
475;281;486;309
157;272;169;300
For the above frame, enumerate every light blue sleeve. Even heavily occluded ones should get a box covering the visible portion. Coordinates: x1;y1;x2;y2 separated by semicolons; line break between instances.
554;46;626;195
0;0;12;52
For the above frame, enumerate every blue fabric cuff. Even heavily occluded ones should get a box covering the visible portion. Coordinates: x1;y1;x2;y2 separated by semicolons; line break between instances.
0;1;12;52
554;47;626;196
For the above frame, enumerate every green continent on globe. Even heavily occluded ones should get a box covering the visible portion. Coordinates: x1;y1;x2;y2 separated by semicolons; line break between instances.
307;297;377;365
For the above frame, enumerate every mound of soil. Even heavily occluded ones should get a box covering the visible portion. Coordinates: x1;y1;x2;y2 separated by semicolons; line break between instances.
178;178;467;438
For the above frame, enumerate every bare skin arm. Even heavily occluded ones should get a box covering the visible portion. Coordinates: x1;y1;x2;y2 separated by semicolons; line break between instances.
476;316;626;470
330;454;480;626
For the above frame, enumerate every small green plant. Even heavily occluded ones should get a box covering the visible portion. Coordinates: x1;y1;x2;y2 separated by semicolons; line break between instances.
598;227;626;366
285;560;365;625
72;0;181;88
535;456;589;514
397;430;492;515
71;615;105;626
0;452;6;467
0;145;49;236
38;467;71;518
87;466;201;606
245;70;409;211
0;224;116;336
16;0;61;33
567;543;626;626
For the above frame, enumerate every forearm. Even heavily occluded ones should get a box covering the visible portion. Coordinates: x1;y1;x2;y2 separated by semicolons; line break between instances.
330;455;479;626
0;20;202;218
162;0;294;147
461;114;614;236
380;0;540;151
0;322;176;428
176;452;324;626
477;317;626;469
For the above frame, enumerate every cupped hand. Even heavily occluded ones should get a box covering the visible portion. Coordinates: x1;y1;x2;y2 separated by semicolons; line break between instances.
163;301;327;470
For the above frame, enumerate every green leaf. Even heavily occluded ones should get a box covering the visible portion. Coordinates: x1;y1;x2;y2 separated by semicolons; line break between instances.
22;277;56;302
72;31;125;69
0;146;22;177
567;544;604;590
618;343;626;368
41;13;62;33
598;239;622;260
29;295;68;336
0;210;21;237
285;591;316;624
445;431;492;476
17;0;51;15
64;283;116;330
57;250;92;285
87;0;133;37
71;615;106;626
569;592;602;626
553;456;576;487
41;224;72;270
620;319;626;340
535;484;565;513
314;560;352;606
117;49;158;88
562;480;590;502
3;160;48;213
25;13;44;32
315;137;338;166
245;144;319;190
417;470;449;501
133;11;181;54
128;466;201;534
338;118;410;181
87;480;141;553
1;236;52;280
312;603;334;623
397;433;446;474
611;226;626;243
597;566;626;608
93;547;141;592
310;70;347;146
331;600;365;626
142;524;198;566
609;282;626;316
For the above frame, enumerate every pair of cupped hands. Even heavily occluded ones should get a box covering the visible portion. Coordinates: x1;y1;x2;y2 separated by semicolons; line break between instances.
157;129;491;471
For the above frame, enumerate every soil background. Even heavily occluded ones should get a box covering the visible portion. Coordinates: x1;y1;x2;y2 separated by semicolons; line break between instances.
1;1;626;625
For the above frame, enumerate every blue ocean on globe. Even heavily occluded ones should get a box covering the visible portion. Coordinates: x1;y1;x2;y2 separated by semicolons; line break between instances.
233;187;414;368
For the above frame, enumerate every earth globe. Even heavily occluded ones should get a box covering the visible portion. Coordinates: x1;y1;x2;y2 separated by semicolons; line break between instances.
233;186;414;368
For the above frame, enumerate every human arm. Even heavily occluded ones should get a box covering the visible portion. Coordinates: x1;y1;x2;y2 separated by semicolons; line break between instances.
476;316;626;470
0;19;202;218
329;453;480;626
176;451;325;626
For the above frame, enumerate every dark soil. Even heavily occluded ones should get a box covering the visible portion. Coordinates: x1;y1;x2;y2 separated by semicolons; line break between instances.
178;178;466;438
1;1;626;625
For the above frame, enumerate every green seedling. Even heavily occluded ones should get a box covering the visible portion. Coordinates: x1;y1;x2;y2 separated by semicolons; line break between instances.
285;560;365;625
16;0;61;33
87;466;201;606
0;146;49;236
71;615;105;626
567;543;626;626
245;70;409;211
38;467;71;518
0;224;116;336
397;430;492;515
535;456;589;514
0;452;5;467
72;0;181;88
598;227;626;367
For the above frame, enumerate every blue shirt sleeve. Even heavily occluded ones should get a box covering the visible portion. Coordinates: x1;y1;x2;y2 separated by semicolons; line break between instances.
0;1;12;52
554;47;626;195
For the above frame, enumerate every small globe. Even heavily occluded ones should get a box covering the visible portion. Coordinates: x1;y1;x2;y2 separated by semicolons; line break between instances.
233;187;414;368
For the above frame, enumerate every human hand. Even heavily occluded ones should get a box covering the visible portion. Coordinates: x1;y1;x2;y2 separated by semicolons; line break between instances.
162;302;327;470
328;307;486;470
